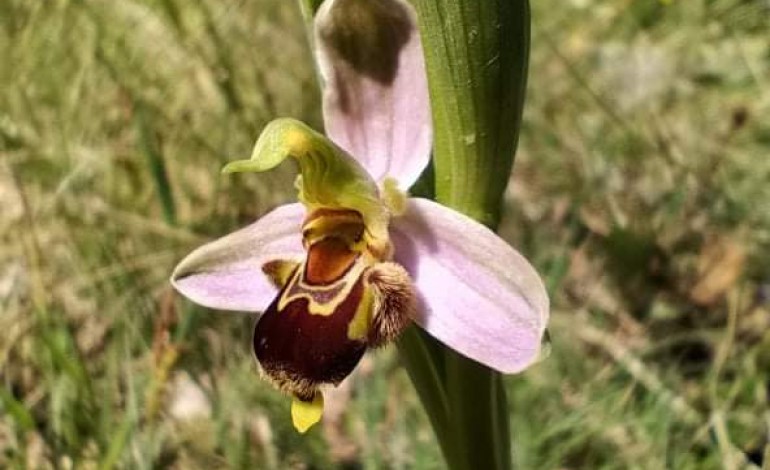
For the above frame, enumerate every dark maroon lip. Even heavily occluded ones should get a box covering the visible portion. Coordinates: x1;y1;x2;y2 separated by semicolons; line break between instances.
253;261;368;397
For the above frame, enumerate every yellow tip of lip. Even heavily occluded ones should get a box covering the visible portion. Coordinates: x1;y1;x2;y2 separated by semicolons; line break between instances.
291;392;324;433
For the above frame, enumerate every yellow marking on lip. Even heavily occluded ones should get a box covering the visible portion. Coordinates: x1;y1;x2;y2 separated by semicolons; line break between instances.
303;209;364;233
302;209;367;254
262;260;300;289
347;282;374;341
277;209;385;318
278;257;369;317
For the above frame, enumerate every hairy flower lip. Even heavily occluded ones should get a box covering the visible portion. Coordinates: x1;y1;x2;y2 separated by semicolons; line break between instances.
252;256;369;397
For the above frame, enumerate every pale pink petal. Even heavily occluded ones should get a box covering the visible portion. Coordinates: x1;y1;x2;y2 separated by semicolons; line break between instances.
315;0;432;189
390;198;549;373
171;203;305;312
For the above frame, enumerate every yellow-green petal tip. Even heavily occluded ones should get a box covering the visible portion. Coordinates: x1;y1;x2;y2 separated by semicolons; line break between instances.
291;392;324;434
221;159;267;174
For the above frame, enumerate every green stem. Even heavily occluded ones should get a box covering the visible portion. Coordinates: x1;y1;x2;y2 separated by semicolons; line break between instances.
298;0;324;15
412;0;530;227
396;327;459;464
297;0;324;39
446;352;511;470
406;1;531;469
297;0;325;85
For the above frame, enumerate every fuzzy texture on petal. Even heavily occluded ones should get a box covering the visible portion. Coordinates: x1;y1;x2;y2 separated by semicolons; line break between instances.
315;0;432;189
390;198;549;373
171;203;305;312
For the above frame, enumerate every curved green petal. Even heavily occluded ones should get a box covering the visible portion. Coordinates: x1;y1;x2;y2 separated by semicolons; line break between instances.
223;118;390;252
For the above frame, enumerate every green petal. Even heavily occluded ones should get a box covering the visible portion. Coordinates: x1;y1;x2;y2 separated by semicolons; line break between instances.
223;118;390;251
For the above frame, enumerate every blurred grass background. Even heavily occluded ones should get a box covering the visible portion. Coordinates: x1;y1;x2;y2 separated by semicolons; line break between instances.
1;0;769;468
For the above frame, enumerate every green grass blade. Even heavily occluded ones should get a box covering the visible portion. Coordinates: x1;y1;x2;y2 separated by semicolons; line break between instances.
0;386;36;433
134;102;177;226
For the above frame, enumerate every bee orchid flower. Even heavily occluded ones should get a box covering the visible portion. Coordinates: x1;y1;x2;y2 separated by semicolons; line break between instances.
171;0;548;433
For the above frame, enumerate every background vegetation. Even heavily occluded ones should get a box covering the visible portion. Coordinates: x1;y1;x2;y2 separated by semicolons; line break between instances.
2;0;769;468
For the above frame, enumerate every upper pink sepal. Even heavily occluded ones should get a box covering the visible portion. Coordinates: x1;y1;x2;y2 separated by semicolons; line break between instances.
390;198;550;373
170;203;305;312
315;0;432;189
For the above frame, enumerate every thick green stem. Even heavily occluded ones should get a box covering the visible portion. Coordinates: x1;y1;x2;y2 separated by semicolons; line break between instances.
444;350;513;470
405;1;531;469
412;0;530;227
297;0;325;85
396;327;458;464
